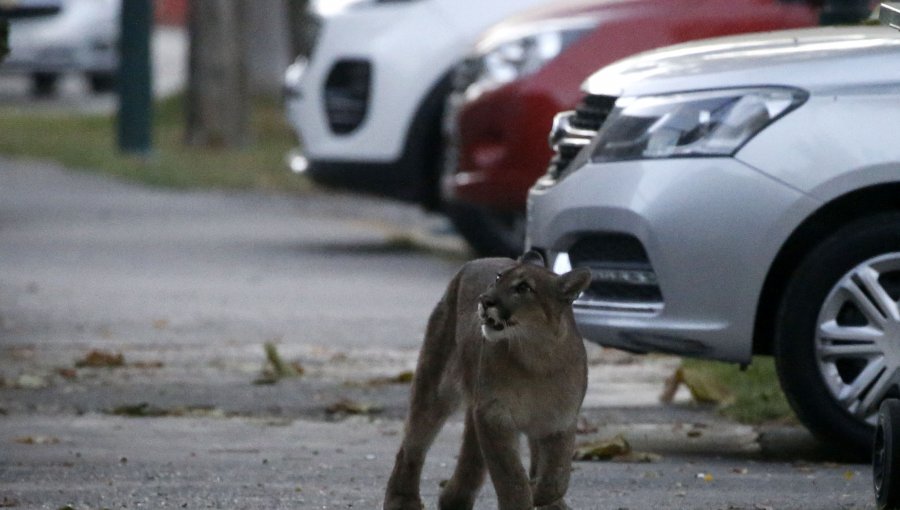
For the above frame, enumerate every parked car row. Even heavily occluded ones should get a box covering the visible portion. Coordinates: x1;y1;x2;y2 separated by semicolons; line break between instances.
0;0;120;96
440;0;824;256
285;0;894;454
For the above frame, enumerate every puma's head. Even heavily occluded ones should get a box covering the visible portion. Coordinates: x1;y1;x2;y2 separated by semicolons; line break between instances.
477;251;592;342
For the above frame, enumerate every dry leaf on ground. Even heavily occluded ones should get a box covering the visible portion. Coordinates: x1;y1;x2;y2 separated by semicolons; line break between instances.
660;366;733;405
574;434;661;463
348;370;415;387
75;350;125;368
255;343;304;384
110;403;224;418
14;374;48;389
325;398;383;416
15;435;60;445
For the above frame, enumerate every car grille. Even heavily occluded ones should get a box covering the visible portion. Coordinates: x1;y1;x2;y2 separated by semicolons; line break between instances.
324;59;371;135
545;94;616;182
568;233;663;307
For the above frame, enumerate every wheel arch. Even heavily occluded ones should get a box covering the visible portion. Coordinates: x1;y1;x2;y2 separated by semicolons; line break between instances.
753;183;900;355
400;69;453;210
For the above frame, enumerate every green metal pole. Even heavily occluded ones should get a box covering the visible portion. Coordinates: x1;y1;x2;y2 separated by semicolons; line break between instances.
0;17;9;63
118;0;153;154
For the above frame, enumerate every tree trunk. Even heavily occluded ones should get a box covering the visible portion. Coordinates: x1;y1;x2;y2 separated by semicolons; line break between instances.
185;0;249;148
242;0;291;96
285;0;316;59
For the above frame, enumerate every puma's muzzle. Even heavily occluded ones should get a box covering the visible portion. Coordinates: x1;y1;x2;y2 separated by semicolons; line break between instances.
478;294;516;334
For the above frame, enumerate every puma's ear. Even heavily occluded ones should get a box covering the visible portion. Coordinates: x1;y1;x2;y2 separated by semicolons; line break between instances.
517;250;545;268
557;267;592;303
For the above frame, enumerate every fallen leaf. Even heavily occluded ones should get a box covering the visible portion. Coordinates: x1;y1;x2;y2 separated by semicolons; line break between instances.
15;435;60;445
131;361;164;369
660;367;733;405
696;473;714;482
111;403;169;417
574;434;630;461
110;403;224;418
255;343;303;384
56;368;78;380
843;470;855;480
614;451;662;463
732;467;749;474
15;374;48;389
574;434;662;462
0;496;18;507
350;371;415;387
325;398;383;416
75;350;125;368
152;319;169;330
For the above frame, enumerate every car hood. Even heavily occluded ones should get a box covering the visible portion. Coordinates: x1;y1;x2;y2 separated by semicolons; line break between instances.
474;0;650;53
584;26;900;98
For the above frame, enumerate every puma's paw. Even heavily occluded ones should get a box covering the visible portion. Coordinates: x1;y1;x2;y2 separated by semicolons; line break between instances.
536;498;572;510
383;495;424;510
438;492;477;510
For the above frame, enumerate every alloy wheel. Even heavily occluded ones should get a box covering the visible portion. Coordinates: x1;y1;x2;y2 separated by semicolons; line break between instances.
815;253;900;424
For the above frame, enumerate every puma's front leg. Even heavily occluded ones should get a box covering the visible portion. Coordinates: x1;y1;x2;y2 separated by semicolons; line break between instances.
439;409;486;510
384;386;459;510
530;429;575;508
473;404;532;510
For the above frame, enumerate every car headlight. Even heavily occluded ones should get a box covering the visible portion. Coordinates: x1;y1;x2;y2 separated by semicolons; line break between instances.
462;19;595;99
589;87;808;163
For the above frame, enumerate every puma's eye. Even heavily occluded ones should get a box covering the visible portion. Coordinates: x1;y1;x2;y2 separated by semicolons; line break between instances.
496;273;502;281
514;281;532;294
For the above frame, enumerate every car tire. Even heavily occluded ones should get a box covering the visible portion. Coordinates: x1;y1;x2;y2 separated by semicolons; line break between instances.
88;73;116;94
31;72;58;97
774;212;900;455
444;202;525;258
875;399;900;509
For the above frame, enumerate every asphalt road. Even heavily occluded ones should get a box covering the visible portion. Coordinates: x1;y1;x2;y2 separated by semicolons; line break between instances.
0;158;877;509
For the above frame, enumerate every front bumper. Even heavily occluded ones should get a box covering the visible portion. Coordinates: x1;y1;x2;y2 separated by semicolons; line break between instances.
527;157;817;363
285;2;453;163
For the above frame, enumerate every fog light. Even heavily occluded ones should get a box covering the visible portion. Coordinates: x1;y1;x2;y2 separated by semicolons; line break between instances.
592;268;658;286
552;252;572;274
286;149;309;174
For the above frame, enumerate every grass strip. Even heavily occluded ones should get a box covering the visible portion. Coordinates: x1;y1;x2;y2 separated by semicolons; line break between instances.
0;94;310;193
681;356;797;425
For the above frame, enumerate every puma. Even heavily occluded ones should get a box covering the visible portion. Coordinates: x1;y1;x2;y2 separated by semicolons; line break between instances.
383;251;593;510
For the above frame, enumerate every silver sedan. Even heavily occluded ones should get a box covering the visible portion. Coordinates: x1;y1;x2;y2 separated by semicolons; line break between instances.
527;25;900;454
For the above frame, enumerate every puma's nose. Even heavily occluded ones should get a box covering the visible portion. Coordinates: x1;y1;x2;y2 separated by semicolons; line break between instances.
479;294;495;309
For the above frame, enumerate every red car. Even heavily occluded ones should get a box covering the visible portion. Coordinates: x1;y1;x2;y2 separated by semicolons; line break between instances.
441;0;861;256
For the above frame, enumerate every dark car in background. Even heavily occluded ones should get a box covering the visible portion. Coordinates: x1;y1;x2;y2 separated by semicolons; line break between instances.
441;0;863;256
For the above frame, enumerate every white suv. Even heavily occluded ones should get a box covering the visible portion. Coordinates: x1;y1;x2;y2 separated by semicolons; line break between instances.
284;0;554;209
1;0;120;96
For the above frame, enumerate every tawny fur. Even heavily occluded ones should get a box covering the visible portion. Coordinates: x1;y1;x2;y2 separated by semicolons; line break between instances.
383;255;592;510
